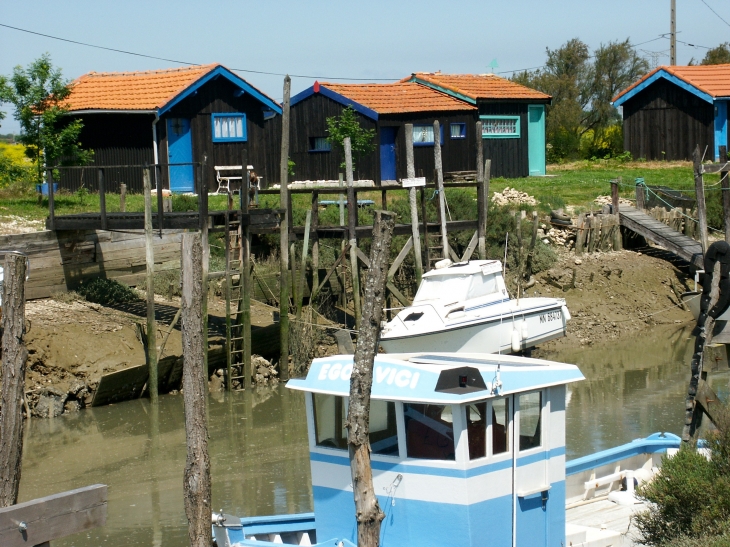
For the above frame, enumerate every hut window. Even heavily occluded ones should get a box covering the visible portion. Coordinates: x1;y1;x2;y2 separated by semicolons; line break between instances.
480;116;520;139
404;403;455;460
518;392;542;451
467;402;487;459
370;400;399;456
412;124;444;146
309;137;331;152
312;393;348;450
492;397;510;455
212;113;247;142
450;123;466;139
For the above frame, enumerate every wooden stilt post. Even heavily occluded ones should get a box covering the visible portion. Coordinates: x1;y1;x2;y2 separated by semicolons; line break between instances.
279;76;291;380
197;159;209;375
120;183;127;213
47;169;55;231
339;173;347;311
433;120;448;259
693;145;710;253
525;211;539;283
180;233;212;547
311;191;320;300
0;253;27;507
347;209;395;547
345;137;362;330
143;168;158;403
242;156;251;389
720;146;730;244
476;123;487;260
420;186;429;269
611;178;620;214
296;210;312;318
405;124;423;285
98;168;107;231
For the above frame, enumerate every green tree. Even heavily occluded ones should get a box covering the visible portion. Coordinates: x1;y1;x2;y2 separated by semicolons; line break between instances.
702;43;730;65
0;54;92;185
325;106;376;173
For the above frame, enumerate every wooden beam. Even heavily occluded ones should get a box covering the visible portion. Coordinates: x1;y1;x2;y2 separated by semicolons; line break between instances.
279;76;292;380
387;237;413;281
143;168;158;404
356;247;371;268
462;230;479;262
0;485;107;547
433;120;448;258
386;281;410;307
98;168;107;231
694;145;710;254
405;123;423;285
345;137;361;330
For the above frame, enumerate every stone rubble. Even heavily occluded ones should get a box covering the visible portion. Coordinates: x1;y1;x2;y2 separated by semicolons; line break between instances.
491;187;538;207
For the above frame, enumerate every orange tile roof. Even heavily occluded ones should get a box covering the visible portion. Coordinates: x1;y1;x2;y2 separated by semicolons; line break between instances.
63;64;220;111
403;72;551;101
613;64;730;102
319;82;476;114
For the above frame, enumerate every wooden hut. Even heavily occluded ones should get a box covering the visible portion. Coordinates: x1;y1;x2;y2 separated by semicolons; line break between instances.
60;64;282;193
403;72;552;177
612;64;730;161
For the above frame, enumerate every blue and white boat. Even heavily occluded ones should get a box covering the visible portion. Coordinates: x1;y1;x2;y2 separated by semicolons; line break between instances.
212;352;682;547
379;260;570;354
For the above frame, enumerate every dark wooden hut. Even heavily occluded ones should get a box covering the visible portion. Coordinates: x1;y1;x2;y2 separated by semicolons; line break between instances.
612;65;730;161
60;64;281;192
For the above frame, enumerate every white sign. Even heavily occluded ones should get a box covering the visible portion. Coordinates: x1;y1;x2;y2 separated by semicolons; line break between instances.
401;177;426;188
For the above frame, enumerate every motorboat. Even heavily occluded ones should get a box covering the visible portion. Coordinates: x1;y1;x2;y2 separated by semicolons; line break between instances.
379;259;570;354
212;351;682;547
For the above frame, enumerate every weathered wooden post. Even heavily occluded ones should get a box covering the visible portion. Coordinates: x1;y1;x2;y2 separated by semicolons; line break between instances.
479;158;491;261
0;253;27;507
311;191;320;297
46;168;56;231
279;75;292;380
347;210;395;547
525;211;539;282
98;168;107;230
345;137;362;329
120;183;127;212
611;178;620;214
635;179;645;211
476;122;487;260
241;156;252;389
180;233;212;547
296;209;312;318
143;168;158;403
339;173;346;310
693;145;710;253
720;145;730;243
433;121;448;258
404;124;423;285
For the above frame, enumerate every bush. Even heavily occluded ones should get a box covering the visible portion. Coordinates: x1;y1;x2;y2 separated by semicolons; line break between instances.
76;278;140;306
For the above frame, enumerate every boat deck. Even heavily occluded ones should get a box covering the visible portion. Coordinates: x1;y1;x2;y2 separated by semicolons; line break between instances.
567;499;645;547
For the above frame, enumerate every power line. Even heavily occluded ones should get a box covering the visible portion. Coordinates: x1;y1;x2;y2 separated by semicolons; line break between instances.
698;0;730;29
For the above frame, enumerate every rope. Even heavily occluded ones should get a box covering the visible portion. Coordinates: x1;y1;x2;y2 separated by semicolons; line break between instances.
288;317;358;334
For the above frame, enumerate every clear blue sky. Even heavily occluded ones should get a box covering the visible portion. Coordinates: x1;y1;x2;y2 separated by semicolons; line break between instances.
2;0;729;133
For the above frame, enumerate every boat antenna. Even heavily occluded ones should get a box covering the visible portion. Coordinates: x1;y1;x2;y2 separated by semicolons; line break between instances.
503;232;509;276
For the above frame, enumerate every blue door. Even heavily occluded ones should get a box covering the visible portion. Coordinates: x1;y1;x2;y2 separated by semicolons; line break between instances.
528;105;546;176
167;118;194;193
380;127;397;181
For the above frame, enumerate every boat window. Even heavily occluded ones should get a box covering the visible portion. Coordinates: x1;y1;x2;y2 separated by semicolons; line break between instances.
492;397;510;455
413;275;468;303
404;403;455;460
519;392;542;451
312;394;348;450
467;402;487;459
466;273;500;300
369;400;399;456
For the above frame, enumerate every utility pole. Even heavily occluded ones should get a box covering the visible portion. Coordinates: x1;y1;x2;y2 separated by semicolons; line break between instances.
670;0;677;65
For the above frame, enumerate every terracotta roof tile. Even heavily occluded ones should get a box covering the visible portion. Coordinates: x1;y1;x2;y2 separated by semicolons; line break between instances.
63;64;220;111
319;82;476;114
404;72;551;101
613;64;730;102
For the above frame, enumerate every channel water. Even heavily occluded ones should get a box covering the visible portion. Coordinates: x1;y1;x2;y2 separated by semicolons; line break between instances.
18;323;730;546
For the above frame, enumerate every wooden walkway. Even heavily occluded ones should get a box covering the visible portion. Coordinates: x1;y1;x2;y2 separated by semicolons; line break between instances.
619;206;704;268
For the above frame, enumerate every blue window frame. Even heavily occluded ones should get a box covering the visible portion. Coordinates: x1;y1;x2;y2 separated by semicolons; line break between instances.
450;123;466;139
309;137;331;152
211;113;247;142
481;116;520;139
413;124;444;146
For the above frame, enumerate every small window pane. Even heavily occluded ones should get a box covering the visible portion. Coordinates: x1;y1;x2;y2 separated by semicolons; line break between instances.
211;114;247;142
450;123;465;139
519;392;542;451
492;398;509;455
313;393;348;450
413;125;434;144
370;400;399;456
310;137;331;151
482;117;519;138
404;403;455;460
468;402;487;460
235;117;243;138
213;118;222;139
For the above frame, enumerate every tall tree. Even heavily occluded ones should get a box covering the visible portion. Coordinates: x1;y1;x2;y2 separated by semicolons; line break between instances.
0;54;92;185
702;43;730;65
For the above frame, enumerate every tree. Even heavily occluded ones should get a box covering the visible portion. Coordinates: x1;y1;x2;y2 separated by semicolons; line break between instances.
702;43;730;65
326;106;376;173
0;54;92;185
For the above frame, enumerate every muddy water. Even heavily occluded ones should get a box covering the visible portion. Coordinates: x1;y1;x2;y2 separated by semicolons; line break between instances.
19;323;730;546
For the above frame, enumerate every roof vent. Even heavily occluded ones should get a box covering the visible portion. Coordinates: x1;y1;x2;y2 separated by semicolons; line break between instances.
435;366;487;394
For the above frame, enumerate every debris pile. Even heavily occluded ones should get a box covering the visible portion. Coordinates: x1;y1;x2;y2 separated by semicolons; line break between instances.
538;223;576;249
491;187;538;207
253;355;279;385
594;195;633;207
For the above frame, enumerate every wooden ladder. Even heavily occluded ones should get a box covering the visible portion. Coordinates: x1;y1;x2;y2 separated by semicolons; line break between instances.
224;213;246;390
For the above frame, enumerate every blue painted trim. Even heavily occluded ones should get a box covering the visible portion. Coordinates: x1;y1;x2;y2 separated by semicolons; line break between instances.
481;115;520;139
158;66;282;115
407;77;477;104
240;512;316;535
291;85;379;120
450;122;467;139
290;86;316;105
565;432;681;475
211;113;247;142
715;100;728;160
613;70;714;107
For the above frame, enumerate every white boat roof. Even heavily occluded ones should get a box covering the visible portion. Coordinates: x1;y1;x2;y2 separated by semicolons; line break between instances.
422;259;502;278
287;352;584;404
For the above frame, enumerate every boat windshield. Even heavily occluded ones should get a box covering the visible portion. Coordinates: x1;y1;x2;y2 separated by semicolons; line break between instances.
413;274;469;303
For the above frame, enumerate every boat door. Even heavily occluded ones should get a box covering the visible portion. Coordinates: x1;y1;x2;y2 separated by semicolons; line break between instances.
167;118;195;193
527;105;546;176
514;390;548;547
380;127;397;182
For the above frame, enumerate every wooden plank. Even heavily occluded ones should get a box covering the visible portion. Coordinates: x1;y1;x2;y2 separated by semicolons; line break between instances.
0;485;107;547
386;280;410;307
387;237;413;280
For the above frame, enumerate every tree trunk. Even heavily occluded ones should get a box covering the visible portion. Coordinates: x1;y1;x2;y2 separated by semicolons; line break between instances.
0;253;28;507
347;210;396;547
180;233;212;547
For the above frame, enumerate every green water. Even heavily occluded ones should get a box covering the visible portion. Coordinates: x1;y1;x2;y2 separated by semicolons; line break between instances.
18;323;730;546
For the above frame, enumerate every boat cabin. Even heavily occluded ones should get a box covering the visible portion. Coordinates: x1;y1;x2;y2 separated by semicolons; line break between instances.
412;259;507;306
286;352;585;547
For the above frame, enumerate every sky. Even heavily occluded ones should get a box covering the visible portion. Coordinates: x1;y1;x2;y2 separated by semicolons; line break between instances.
1;0;729;133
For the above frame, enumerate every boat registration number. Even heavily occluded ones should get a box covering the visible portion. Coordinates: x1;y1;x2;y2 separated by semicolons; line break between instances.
539;311;562;323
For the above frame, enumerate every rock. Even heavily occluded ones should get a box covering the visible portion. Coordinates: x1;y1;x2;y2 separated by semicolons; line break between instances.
64;400;81;413
491;187;538;207
209;373;224;392
33;391;67;418
574;259;582;265
68;380;85;397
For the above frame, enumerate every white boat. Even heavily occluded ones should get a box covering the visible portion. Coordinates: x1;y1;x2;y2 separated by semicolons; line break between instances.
213;352;683;547
379;259;570;354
